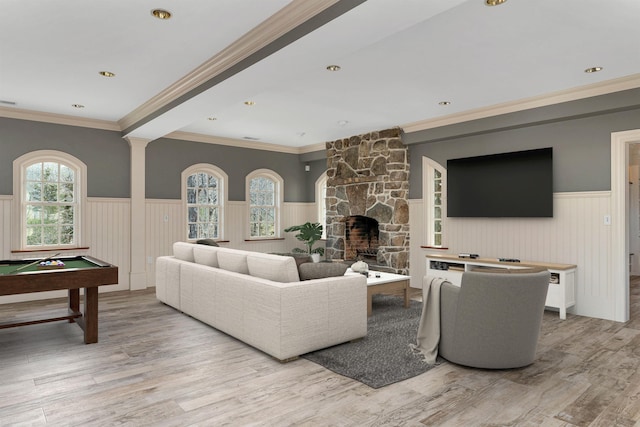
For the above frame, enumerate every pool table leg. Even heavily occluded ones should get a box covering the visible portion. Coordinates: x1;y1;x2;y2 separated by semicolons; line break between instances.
68;289;80;322
83;287;99;344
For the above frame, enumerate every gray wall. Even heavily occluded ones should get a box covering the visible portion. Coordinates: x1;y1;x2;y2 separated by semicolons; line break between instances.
407;107;640;199
0;118;130;197
145;138;318;202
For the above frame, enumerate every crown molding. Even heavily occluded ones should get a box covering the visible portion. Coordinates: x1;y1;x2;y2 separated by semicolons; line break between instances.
0;106;120;131
118;0;341;132
298;142;327;154
166;131;305;154
402;73;640;134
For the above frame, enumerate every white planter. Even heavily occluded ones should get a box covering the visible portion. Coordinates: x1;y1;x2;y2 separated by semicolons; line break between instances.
311;253;321;263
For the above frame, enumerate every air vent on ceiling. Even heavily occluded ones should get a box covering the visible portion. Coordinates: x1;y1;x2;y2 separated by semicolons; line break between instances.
0;100;16;105
243;136;260;141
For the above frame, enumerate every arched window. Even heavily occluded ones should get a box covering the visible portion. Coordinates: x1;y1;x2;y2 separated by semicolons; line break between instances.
13;150;86;250
182;164;227;241
246;169;283;239
422;156;446;247
315;172;328;239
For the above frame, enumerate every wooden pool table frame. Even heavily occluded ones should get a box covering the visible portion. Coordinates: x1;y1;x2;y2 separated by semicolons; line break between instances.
0;255;118;344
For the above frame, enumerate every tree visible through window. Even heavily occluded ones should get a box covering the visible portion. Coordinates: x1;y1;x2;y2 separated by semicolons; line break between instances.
432;169;443;246
316;172;328;239
186;172;220;240
423;157;446;247
249;176;276;238
24;161;76;247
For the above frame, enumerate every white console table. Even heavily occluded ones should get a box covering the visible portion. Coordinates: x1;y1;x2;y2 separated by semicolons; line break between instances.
425;254;576;319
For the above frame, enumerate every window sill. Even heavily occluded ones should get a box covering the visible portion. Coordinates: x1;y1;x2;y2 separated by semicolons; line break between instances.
12;246;90;254
420;246;449;250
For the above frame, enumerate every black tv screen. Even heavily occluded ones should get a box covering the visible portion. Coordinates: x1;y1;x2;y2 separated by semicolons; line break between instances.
447;148;553;218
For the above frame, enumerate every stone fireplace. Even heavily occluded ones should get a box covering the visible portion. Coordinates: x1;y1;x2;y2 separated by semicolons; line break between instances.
325;128;409;274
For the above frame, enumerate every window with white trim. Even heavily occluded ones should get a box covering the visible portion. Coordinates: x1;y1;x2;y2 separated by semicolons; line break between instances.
246;169;283;238
422;156;446;247
315;172;328;239
14;150;86;250
182;164;227;241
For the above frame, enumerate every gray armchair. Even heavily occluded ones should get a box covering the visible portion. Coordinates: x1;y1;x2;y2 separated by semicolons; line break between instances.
439;269;550;369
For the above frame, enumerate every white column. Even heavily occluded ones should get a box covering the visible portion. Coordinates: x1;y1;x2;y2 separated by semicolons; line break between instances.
126;137;150;290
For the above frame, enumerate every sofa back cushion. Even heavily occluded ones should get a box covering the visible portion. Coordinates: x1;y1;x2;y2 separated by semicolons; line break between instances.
173;242;195;262
247;253;300;283
217;249;249;274
193;245;219;268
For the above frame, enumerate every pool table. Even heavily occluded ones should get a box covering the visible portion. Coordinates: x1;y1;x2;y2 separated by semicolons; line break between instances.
0;255;118;343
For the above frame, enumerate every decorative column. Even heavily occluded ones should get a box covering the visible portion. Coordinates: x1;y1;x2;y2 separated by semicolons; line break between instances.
126;137;150;290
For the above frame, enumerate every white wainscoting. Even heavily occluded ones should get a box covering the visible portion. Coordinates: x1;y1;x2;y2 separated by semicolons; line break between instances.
1;196;317;304
0;195;12;260
144;200;317;286
6;191;616;319
86;197;131;292
410;191;616;320
0;197;131;303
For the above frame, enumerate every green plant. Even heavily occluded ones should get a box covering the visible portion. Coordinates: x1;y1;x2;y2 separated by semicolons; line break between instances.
284;222;325;256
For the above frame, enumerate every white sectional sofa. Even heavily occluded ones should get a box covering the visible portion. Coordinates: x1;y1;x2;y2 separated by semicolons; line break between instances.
155;242;367;361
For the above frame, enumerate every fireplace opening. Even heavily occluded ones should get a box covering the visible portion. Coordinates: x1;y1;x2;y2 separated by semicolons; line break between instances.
344;215;379;263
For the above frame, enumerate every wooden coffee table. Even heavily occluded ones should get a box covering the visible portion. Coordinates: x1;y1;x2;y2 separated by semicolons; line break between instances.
347;269;411;316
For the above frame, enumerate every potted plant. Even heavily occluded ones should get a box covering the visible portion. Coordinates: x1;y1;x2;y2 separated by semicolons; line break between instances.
284;222;325;262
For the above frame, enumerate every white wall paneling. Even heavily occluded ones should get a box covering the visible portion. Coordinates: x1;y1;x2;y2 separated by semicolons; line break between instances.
0;195;12;260
410;191;614;320
86;197;131;292
143;200;318;286
145;199;183;287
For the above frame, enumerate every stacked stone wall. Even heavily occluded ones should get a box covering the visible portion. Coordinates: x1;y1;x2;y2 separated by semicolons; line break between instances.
325;127;409;274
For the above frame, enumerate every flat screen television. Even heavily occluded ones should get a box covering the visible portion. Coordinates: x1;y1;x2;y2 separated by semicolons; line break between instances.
447;148;553;218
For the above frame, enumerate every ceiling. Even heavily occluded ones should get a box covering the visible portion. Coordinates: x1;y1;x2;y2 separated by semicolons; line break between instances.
2;0;640;152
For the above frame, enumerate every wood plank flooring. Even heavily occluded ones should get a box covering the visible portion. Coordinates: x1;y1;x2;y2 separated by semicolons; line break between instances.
1;280;640;426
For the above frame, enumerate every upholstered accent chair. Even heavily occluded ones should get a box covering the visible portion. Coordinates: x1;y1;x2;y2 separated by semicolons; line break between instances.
439;269;550;369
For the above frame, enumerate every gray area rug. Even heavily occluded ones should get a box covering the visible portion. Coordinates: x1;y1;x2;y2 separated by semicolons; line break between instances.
302;294;438;389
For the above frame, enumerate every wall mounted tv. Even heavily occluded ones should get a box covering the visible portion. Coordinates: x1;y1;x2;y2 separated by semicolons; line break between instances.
447;147;553;218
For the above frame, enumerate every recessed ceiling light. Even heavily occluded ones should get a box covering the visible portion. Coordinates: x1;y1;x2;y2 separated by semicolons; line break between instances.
485;0;507;6
439;101;451;106
244;101;255;106
151;9;172;20
207;117;217;121
584;66;603;73
337;120;349;126
326;65;341;72
71;104;85;109
99;71;116;77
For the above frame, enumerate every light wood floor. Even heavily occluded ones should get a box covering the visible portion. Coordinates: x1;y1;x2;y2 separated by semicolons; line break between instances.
2;281;640;427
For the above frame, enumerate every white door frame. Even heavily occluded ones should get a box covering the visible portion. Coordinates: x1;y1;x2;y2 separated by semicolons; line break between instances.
611;128;640;322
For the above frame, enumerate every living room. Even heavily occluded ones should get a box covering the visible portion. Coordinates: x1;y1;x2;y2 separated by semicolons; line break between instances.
2;0;640;424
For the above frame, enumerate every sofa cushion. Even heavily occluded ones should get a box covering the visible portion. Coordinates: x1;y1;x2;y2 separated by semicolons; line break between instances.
247;253;300;283
193;244;219;267
217;249;249;274
173;242;195;262
298;262;349;281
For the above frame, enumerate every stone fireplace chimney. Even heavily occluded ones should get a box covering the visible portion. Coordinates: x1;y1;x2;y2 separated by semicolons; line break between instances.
325;128;409;274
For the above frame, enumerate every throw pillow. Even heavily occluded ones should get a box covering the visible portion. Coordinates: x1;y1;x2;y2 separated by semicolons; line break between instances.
298;262;349;281
196;238;219;246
